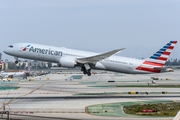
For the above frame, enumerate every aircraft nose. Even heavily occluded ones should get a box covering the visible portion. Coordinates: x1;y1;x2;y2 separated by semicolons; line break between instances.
3;49;8;54
3;45;14;55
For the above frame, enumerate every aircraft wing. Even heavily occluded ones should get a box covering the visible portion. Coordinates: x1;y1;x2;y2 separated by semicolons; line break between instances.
77;48;125;64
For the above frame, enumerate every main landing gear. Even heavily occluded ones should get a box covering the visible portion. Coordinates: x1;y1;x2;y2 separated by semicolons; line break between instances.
81;64;91;76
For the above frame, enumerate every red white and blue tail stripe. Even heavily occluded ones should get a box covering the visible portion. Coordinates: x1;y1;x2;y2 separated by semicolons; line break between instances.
136;40;178;73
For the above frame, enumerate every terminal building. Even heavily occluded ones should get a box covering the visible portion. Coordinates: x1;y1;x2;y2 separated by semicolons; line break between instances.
0;59;65;71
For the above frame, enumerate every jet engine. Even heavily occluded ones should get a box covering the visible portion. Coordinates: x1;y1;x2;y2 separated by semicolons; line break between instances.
59;57;77;68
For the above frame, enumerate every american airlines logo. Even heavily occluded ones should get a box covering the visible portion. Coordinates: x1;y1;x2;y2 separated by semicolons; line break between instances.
28;46;62;56
22;44;31;51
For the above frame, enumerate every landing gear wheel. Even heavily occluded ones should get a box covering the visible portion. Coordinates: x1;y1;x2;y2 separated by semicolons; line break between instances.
87;69;91;76
83;70;87;75
87;72;91;76
14;57;18;64
15;61;18;64
81;66;87;75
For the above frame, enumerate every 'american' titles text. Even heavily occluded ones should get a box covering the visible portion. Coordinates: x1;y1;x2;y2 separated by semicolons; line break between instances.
29;46;62;56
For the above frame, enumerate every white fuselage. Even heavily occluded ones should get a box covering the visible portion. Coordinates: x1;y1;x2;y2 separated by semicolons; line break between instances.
3;43;155;74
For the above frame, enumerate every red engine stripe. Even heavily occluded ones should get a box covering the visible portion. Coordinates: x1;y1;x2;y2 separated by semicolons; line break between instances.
136;66;161;73
143;61;164;67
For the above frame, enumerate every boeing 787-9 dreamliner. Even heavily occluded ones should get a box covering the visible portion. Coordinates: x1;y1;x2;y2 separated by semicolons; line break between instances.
3;40;177;76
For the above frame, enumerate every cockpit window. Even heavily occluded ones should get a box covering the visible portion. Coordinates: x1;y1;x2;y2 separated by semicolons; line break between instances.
8;45;13;48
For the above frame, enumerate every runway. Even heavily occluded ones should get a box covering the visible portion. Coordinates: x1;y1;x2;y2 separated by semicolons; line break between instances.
0;70;180;120
1;95;180;99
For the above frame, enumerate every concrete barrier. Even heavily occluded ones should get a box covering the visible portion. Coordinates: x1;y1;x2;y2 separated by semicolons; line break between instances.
173;110;180;120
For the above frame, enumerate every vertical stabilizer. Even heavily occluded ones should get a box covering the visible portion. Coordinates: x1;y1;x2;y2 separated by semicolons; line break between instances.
24;66;32;76
136;40;178;73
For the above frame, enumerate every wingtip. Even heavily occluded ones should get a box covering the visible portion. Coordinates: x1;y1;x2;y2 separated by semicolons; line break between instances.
119;48;126;51
114;48;125;53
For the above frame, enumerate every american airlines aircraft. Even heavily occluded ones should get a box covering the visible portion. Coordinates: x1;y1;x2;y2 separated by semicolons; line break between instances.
3;40;177;76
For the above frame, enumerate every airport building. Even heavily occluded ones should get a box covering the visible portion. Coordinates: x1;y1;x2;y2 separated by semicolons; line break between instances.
0;60;60;71
0;52;2;60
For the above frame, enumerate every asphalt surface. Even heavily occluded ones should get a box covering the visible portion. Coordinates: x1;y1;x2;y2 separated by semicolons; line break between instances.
1;70;180;120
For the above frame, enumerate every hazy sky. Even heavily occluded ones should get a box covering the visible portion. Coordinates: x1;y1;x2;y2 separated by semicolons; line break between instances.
0;0;180;60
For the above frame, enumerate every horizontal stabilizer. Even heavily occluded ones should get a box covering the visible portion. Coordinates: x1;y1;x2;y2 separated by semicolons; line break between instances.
154;66;172;70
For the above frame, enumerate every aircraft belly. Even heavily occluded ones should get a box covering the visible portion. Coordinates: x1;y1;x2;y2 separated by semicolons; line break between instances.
99;61;132;73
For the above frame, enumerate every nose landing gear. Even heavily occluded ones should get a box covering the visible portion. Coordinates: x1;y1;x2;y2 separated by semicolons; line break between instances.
15;61;18;64
14;57;18;64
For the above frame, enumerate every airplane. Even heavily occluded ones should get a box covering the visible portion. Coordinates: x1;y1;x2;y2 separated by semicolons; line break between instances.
0;66;31;79
3;40;178;76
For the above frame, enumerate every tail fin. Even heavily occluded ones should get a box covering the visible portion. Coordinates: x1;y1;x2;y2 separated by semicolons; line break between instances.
136;40;178;73
24;66;31;76
145;40;178;67
25;66;31;73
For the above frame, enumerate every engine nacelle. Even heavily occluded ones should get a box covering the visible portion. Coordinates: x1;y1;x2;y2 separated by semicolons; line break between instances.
59;57;77;68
